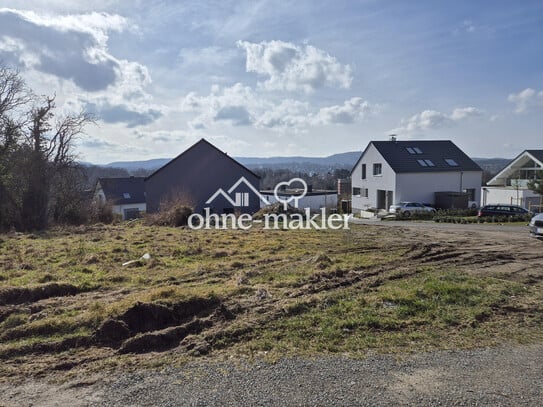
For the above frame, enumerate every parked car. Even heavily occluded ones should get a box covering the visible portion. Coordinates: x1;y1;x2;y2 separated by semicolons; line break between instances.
529;213;543;240
477;204;531;217
389;202;436;217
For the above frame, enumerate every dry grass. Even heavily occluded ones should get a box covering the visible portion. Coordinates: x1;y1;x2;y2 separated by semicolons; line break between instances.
0;222;542;377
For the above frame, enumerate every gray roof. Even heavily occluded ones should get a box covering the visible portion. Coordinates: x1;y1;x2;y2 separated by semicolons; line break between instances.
97;177;146;205
145;138;260;181
526;150;543;163
354;140;482;173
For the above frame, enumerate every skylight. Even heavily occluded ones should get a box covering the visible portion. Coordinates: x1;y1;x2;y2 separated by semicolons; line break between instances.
445;159;458;166
123;193;131;199
406;147;423;155
417;159;435;167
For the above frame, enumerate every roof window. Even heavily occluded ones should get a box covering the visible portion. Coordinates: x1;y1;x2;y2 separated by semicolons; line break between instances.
123;193;131;199
445;159;458;166
406;147;423;154
417;159;435;167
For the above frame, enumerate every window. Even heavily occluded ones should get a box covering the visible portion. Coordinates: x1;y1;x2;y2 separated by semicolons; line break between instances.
123;192;131;199
445;158;458;166
373;163;382;176
406;147;423;155
353;187;361;196
362;188;369;198
417;159;435;167
361;164;366;179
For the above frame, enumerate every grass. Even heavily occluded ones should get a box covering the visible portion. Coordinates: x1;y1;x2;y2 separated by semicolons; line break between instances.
243;270;541;357
0;221;542;376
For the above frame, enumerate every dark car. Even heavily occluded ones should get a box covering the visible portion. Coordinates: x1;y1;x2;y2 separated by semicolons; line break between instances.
477;204;531;217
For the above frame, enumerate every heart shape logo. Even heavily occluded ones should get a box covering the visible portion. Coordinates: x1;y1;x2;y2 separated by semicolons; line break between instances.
273;178;308;209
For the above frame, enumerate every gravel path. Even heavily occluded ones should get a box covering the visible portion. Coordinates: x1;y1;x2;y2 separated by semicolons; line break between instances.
2;344;542;406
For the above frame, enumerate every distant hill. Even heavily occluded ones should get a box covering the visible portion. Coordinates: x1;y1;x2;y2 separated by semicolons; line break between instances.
99;153;511;178
472;157;510;174
102;152;361;173
104;158;171;171
235;151;360;167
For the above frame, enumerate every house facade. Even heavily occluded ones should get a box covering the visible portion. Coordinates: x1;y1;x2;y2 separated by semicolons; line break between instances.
94;177;146;220
351;140;482;212
145;139;262;214
482;150;543;210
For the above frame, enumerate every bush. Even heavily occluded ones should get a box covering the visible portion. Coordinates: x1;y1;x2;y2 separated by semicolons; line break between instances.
396;211;436;221
89;201;115;224
146;197;193;227
436;208;478;217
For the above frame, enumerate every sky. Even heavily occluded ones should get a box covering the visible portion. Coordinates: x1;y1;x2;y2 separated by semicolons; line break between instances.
0;0;541;164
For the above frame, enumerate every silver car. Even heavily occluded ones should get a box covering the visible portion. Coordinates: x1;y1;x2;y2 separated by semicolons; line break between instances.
529;213;543;239
389;202;436;217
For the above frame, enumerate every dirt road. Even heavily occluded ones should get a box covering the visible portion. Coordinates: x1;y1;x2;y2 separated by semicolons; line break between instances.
2;344;542;406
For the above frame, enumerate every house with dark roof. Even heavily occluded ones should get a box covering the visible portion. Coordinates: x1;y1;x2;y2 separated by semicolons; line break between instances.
482;150;543;209
350;139;482;212
145;139;262;214
94;177;146;219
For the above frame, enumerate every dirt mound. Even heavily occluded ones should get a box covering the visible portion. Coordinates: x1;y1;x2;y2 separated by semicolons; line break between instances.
118;297;221;334
95;296;227;353
118;319;212;354
95;319;130;347
0;283;83;306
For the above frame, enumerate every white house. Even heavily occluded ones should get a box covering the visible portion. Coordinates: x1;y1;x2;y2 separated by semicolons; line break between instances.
351;140;482;212
94;177;147;220
482;150;543;210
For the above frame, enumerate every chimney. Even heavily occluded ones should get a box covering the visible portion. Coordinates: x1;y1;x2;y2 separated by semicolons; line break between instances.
389;134;397;142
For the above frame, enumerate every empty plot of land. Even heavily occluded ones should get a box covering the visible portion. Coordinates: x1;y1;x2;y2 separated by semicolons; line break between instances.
0;222;541;405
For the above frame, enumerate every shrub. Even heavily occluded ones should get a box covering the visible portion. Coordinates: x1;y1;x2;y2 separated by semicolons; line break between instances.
146;194;194;227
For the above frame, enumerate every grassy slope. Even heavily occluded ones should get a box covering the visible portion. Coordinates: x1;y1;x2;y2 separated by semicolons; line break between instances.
0;222;542;376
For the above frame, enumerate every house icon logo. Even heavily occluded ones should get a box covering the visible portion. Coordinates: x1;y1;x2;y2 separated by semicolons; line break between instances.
205;176;270;207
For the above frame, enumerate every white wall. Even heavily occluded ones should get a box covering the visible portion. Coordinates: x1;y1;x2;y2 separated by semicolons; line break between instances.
481;187;540;208
261;193;337;212
396;171;482;205
351;143;396;211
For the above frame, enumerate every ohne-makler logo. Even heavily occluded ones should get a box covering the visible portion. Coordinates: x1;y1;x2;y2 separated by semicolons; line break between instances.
188;177;351;230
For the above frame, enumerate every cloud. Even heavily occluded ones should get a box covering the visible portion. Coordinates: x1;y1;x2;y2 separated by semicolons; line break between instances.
0;9;136;91
180;83;373;131
390;106;482;136
214;105;252;126
79;137;116;149
450;106;482;120
314;97;372;125
237;40;352;92
255;99;310;128
507;88;543;113
85;99;163;128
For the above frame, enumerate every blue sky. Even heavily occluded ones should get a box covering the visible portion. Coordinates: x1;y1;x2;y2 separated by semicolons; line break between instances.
0;0;541;163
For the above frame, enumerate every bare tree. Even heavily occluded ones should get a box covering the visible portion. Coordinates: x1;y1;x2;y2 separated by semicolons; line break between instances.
0;65;94;230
